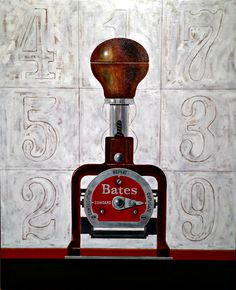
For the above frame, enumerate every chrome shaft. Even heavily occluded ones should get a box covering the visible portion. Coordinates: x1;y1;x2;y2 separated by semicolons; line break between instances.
107;99;133;137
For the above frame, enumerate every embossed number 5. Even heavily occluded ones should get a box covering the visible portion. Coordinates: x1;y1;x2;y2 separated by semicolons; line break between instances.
23;97;58;162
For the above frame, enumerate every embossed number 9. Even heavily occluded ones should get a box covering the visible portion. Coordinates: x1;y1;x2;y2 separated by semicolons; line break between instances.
23;97;58;162
181;177;215;241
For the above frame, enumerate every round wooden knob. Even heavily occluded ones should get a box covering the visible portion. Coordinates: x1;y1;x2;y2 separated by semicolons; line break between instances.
90;38;149;99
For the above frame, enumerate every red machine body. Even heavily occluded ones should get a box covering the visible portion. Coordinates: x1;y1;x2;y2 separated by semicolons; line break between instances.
68;38;169;257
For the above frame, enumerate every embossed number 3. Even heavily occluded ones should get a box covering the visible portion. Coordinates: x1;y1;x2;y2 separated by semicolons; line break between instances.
23;97;58;162
180;95;216;162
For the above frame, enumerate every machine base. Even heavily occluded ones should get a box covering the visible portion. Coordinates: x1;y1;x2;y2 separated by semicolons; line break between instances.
67;244;170;257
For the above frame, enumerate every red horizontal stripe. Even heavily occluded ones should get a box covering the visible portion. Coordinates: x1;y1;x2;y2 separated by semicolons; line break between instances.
0;248;67;259
170;249;236;261
1;248;235;260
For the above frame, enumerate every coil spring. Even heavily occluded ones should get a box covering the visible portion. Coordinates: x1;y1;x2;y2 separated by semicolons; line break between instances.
115;120;124;137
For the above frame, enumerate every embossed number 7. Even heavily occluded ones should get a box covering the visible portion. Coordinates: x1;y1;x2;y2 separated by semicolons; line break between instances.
184;9;223;81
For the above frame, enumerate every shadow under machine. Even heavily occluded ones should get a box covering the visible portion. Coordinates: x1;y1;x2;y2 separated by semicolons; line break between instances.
68;38;170;257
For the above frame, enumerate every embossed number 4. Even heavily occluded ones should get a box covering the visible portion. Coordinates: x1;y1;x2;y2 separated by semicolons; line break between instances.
18;8;55;79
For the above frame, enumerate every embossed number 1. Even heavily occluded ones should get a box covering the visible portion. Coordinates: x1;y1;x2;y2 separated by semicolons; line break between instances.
103;9;128;37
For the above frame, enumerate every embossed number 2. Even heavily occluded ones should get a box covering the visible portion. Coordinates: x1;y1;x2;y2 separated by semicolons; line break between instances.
180;95;216;162
23;97;58;162
22;177;57;240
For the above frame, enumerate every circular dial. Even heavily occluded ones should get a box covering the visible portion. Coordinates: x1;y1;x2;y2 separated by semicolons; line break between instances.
84;168;154;228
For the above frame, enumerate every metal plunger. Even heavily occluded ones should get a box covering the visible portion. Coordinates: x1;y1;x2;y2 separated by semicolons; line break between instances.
90;38;149;137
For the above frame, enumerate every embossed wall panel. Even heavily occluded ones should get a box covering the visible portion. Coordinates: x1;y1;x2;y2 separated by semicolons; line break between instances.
80;89;160;165
160;90;236;171
79;0;161;90
79;89;106;165
162;0;236;89
0;89;79;169
132;90;160;165
166;171;235;249
0;95;7;169
1;170;71;247
0;0;78;87
0;0;235;252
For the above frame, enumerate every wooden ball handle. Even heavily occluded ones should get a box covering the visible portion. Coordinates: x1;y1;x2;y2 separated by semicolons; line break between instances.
90;38;149;99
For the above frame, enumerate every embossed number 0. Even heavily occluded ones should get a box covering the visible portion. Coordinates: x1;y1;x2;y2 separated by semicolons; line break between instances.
22;177;57;240
23;97;58;162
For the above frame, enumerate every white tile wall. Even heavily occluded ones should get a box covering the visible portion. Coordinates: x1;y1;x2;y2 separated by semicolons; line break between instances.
166;171;235;249
1;170;72;247
79;0;162;89
0;0;235;250
0;0;78;87
0;89;79;169
162;0;236;89
160;90;236;171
